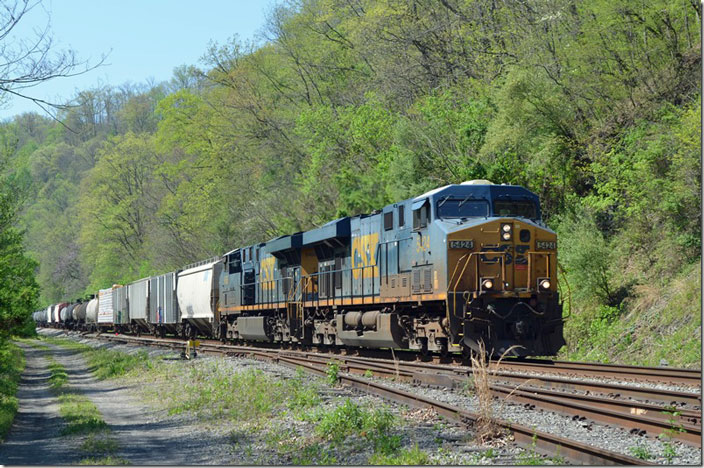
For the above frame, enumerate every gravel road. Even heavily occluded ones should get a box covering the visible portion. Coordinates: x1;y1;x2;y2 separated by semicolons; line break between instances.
0;343;79;465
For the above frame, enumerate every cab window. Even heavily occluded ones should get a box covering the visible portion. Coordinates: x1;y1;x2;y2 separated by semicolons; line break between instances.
413;201;430;229
436;198;489;219
493;200;537;219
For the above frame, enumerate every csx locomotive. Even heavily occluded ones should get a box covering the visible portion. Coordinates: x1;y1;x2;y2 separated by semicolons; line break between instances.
34;180;565;357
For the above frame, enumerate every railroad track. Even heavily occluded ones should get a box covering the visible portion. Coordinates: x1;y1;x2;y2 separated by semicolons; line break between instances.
270;351;700;446
77;331;701;448
54;331;704;464
496;358;702;387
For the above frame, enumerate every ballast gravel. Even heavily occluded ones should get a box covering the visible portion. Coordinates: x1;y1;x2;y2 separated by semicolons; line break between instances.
363;374;702;465
38;330;530;464
39;330;701;465
495;368;701;395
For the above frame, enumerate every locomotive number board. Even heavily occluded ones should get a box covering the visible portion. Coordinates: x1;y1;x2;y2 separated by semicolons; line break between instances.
536;240;557;250
449;240;474;249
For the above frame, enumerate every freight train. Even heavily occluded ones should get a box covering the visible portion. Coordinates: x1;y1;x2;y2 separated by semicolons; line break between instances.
33;180;565;357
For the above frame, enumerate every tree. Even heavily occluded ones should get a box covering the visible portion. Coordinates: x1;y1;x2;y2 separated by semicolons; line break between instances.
0;0;103;115
0;164;38;336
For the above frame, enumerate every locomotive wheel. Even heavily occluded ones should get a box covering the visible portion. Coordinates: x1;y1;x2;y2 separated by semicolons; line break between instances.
419;338;431;360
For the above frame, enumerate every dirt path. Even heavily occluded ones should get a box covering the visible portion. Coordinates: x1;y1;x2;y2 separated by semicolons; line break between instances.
1;339;230;465
45;342;231;465
0;343;79;465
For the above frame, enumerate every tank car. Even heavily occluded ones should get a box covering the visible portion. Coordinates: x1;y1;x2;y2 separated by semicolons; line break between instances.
85;297;99;332
73;301;87;330
54;302;69;328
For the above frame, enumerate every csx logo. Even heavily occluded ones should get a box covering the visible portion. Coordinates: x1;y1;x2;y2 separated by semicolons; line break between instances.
260;256;276;290
416;235;430;252
352;233;379;279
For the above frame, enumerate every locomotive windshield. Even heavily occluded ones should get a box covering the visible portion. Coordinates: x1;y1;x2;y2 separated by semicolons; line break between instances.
436;198;489;218
493;200;538;219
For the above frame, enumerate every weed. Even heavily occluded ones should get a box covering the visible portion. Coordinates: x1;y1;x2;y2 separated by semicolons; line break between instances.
662;442;677;463
516;434;545;465
368;444;431;465
78;455;130;465
314;398;400;454
628;444;653;460
658;405;684;463
41;337;152;380
287;368;321;411
461;376;475;396
80;433;119;454
16;339;49;351
88;349;151;380
326;361;340;386
483;448;497;459
363;369;374;378
0;340;24;441
469;341;502;443
58;393;108;435
661;405;686;439
47;357;69;391
291;442;337;465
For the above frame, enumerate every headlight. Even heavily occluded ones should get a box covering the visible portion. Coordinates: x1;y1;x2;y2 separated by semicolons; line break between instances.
481;278;494;290
501;223;512;241
538;278;551;290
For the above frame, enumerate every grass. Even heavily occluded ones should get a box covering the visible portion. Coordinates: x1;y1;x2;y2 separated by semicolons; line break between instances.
81;433;119;453
291;443;338;465
47;357;69;390
162;361;321;422
78;455;130;465
0;339;25;441
57;393;108;435
367;445;431;465
40;336;152;380
628;444;653;460
560;260;701;367
34;337;126;463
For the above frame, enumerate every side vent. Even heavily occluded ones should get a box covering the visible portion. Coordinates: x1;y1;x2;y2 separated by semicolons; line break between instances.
423;268;433;293
412;268;421;294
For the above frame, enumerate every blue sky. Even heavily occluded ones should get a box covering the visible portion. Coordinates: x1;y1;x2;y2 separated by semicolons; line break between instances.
0;0;274;119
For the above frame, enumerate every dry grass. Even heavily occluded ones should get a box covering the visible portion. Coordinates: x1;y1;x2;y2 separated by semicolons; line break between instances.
468;341;529;444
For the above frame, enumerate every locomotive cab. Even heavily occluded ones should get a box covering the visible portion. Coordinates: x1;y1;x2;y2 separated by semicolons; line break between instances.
414;181;565;357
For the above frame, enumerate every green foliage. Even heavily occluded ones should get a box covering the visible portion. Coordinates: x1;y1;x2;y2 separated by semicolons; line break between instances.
78;455;130;465
291;443;337;465
367;444;431;465
87;350;152;381
47;357;69;390
313;398;400;454
628;444;653;460
0;340;24;441
2;0;700;366
58;393;108;435
325;361;340;386
165;362;322;422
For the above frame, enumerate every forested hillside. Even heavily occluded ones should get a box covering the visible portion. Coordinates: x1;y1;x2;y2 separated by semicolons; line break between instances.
1;0;700;365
